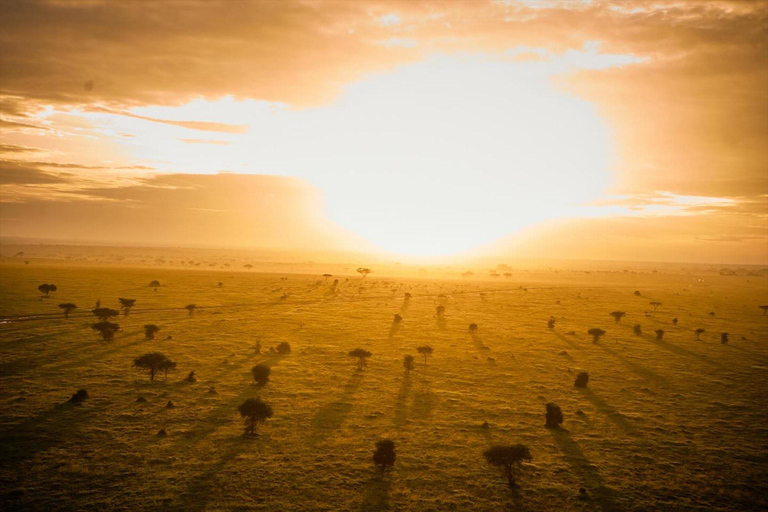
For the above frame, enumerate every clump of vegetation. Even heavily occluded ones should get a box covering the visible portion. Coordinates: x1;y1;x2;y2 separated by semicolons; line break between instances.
133;352;176;382
609;311;626;323
721;332;729;344
185;370;197;383
650;301;662;311
348;348;372;370
238;398;273;435
356;267;372;278
93;307;119;321
545;403;563;428
118;298;136;316
92;321;120;341
574;372;589;388
38;283;57;296
655;329;665;341
436;305;445;317
672;317;678;325
68;389;89;404
144;324;160;340
633;324;642;336
695;328;705;340
547;316;555;329
149;280;161;290
588;328;606;343
469;323;478;333
251;364;271;385
58;303;77;318
403;355;414;374
482;444;532;488
185;304;197;316
393;314;403;324
634;290;641;296
760;305;768;315
417;345;433;366
373;439;396;471
276;341;291;354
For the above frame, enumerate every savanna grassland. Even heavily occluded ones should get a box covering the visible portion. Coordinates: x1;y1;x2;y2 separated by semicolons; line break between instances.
1;259;767;511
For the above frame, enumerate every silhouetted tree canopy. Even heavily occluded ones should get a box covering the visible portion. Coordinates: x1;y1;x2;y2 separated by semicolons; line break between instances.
68;389;89;404
93;307;120;321
119;298;136;315
185;304;197;316
469;323;478;332
251;364;271;385
574;371;589;388
633;324;642;336
695;328;705;340
609;311;626;323
721;332;729;344
588;328;606;343
760;305;768;315
417;345;433;366
373;439;396;471
356;267;372;278
58;303;77;318
133;352;176;382
483;444;532;488
144;324;160;340
92;321;120;341
650;301;662;311
545;403;564;428
403;354;415;374
349;348;372;370
276;341;291;354
238;398;273;435
38;283;57;296
655;329;665;340
547;316;555;329
149;280;161;288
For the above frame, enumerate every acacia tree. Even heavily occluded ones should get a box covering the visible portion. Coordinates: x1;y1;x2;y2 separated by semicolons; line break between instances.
92;321;120;341
545;403;564;428
58;303;77;319
695;328;705;340
244;264;253;271
238;398;273;435
609;311;626;323
649;301;662;311
349;348;372;370
119;298;136;316
93;307;120;321
633;324;642;336
547;316;555;330
133;352;176;382
251;364;271;385
469;323;479;333
655;329;665;341
38;283;57;296
373;440;396;471
574;371;589;388
721;332;729;344
144;324;160;340
185;304;197;317
356;267;372;279
322;274;332;282
149;280;161;292
588;328;606;343
483;444;532;488
417;345;433;366
403;355;415;374
760;305;768;316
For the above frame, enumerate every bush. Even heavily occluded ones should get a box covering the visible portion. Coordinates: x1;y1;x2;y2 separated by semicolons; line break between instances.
68;389;89;404
721;332;729;344
373;439;396;471
238;398;273;435
655;329;665;341
633;324;642;336
574;372;589;388
483;444;532;488
403;354;415;374
469;323;478;332
588;328;606;343
251;364;271;385
545;403;563;428
276;341;291;354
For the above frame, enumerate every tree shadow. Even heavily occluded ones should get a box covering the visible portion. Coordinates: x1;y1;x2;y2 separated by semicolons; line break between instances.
470;332;486;352
577;388;641;438
388;321;401;339
641;333;724;369
393;375;412;427
310;372;364;443
549;428;623;512
597;344;672;388
554;331;580;351
409;377;436;421
360;471;392;511
436;316;447;330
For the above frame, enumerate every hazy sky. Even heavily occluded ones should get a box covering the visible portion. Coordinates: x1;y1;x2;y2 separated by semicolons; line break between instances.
1;0;766;263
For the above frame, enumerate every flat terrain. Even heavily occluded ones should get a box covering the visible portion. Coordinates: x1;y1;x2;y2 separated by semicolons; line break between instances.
1;260;767;511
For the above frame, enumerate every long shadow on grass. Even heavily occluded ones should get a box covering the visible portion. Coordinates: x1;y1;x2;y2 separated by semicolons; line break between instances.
310;372;364;444
640;333;724;369
409;375;436;421
554;331;581;352
436;316;447;330
549;428;623;512
577;388;641;438
596;344;673;389
0;400;108;466
393;375;412;427
360;471;392;511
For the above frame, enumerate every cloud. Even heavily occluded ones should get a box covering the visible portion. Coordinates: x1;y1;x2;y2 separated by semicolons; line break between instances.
92;108;248;133
0;144;41;153
0;160;69;185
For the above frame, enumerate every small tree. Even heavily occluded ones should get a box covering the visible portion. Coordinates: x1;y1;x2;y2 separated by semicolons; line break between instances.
149;280;161;291
119;298;136;316
68;389;89;404
373;439;396;471
574;372;589;388
760;305;768;316
238;398;273;436
159;359;177;379
144;324;160;340
655;329;665;341
93;307;120;321
58;303;77;319
649;301;662;311
393;314;403;324
244;264;253;271
721;332;729;344
672;317;678;325
588;328;606;343
545;403;564;428
276;341;291;354
251;364;271;386
403;355;415;374
349;348;372;370
469;323;478;333
38;283;57;296
633;324;642;336
356;267;372;279
417;345;433;366
483;444;532;488
322;273;332;282
92;321;120;341
133;352;176;381
695;328;705;340
634;290;641;296
609;311;626;323
185;304;197;317
547;316;555;330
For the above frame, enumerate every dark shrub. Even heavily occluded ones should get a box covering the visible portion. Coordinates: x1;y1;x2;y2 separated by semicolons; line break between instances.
545;403;563;428
574;372;589;388
348;348;372;370
655;329;665;341
251;364;271;385
721;332;729;344
403;354;415;374
588;328;606;343
276;342;291;354
483;444;532;488
238;398;273;435
633;324;642;336
68;389;89;404
373;439;396;471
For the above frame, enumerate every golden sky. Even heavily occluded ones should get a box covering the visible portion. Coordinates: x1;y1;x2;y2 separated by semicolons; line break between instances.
0;0;766;263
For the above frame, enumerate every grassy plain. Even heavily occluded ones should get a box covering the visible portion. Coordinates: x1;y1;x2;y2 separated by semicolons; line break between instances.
1;259;767;511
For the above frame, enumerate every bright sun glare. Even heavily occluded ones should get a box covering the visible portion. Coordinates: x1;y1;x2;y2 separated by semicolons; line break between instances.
85;53;613;256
